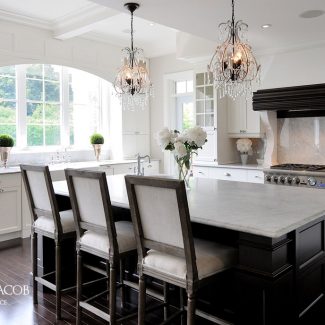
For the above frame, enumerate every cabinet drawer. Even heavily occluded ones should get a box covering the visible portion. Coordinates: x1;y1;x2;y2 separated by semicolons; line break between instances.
247;170;264;183
0;173;20;188
211;168;247;182
192;166;210;178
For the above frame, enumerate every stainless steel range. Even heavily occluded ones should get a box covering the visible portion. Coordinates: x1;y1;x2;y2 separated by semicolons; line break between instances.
263;164;325;189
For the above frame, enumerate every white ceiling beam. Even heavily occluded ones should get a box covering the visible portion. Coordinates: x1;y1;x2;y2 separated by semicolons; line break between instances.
53;6;120;40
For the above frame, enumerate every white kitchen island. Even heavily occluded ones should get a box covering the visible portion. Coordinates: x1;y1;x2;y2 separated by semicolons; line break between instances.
53;175;325;324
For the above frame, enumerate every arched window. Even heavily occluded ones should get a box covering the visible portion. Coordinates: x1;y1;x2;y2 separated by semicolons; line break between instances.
0;64;113;149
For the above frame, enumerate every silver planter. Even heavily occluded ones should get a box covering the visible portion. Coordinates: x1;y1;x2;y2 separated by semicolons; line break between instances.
92;144;102;161
0;147;12;168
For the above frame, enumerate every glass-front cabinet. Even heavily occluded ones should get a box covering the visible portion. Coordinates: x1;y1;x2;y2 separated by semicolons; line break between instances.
195;72;216;131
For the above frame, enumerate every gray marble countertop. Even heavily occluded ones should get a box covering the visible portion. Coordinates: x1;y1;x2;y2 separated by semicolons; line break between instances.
53;175;325;239
0;159;159;175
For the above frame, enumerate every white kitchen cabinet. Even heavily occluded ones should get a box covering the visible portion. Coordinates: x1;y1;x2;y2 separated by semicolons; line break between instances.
122;134;150;159
192;165;263;183
122;107;149;134
0;174;22;238
192;166;211;178
210;167;247;182
113;163;136;175
193;70;234;164
142;160;159;176
246;170;264;184
227;95;264;138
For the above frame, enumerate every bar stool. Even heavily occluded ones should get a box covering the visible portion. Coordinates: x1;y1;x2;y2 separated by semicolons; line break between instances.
65;169;137;325
125;175;238;325
20;165;76;321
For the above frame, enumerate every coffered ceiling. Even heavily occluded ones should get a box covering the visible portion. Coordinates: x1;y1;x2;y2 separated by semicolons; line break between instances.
0;0;324;57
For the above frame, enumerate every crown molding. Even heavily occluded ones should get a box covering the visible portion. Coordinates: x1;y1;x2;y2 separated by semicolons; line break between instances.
0;9;51;30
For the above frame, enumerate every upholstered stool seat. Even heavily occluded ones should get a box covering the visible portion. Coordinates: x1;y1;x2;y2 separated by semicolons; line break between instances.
143;239;237;282
79;221;136;256
34;210;75;234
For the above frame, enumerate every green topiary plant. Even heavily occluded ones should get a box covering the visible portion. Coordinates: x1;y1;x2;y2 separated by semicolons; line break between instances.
90;133;104;145
0;134;14;147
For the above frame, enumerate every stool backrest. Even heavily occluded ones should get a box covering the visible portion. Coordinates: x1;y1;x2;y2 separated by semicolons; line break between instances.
125;175;198;280
65;169;118;257
20;164;62;233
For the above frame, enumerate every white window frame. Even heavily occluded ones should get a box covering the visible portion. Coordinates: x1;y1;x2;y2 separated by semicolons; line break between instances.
2;64;109;152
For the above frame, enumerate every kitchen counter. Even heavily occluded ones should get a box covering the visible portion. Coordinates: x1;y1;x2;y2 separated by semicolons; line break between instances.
54;174;325;238
52;174;325;323
0;159;159;175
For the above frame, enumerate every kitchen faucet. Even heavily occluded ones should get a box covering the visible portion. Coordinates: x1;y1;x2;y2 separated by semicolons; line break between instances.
136;153;151;176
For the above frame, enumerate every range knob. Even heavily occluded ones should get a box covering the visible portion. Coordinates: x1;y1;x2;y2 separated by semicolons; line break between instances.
308;177;317;186
265;175;271;182
279;176;285;184
293;177;300;185
285;176;292;184
271;175;278;183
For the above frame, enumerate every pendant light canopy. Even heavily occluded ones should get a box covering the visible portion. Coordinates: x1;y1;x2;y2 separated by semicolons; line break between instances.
208;0;260;99
114;3;153;110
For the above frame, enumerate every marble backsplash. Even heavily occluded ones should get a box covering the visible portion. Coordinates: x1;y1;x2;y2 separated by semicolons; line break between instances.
277;117;325;164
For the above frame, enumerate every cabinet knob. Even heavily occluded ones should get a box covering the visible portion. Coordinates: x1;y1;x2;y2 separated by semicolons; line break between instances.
224;172;231;176
0;188;4;193
198;171;204;174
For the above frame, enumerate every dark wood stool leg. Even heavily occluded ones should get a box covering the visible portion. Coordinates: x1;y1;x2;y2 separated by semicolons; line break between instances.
55;241;62;321
138;274;146;325
163;282;169;320
120;260;125;309
187;292;196;325
76;249;82;325
180;288;185;325
109;262;117;325
32;230;38;305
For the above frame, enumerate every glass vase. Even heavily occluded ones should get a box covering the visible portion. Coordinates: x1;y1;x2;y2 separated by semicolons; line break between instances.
176;160;192;190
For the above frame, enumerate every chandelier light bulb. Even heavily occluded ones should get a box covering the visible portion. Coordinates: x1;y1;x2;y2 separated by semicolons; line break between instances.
208;0;260;99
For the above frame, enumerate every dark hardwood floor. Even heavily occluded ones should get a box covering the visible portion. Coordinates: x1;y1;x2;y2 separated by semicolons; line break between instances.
0;239;215;325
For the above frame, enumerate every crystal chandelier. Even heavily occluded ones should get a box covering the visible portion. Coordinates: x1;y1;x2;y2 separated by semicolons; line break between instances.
114;3;153;110
208;0;260;99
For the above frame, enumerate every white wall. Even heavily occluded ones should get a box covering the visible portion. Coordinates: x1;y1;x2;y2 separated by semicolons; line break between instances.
0;20;122;83
260;44;325;89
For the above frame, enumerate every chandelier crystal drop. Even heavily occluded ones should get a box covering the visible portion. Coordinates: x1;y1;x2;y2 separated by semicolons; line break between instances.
114;3;153;110
208;0;260;99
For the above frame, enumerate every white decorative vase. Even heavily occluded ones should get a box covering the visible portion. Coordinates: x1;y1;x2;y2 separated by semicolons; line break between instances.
0;147;12;168
240;153;248;165
92;144;102;161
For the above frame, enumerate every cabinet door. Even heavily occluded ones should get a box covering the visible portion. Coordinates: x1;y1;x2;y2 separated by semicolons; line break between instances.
210;167;247;182
192;166;210;178
113;163;136;175
246;96;261;134
0;186;22;235
246;170;264;183
122;107;149;134
122;134;150;159
227;96;246;134
195;129;217;162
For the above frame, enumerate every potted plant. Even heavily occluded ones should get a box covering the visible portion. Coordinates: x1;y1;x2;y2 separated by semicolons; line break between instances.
0;134;14;168
90;133;104;161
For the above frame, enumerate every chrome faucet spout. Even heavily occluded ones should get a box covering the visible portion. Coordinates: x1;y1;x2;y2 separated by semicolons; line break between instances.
136;153;151;176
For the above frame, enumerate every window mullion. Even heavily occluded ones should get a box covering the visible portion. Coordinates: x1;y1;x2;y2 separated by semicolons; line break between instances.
61;66;69;147
16;65;27;148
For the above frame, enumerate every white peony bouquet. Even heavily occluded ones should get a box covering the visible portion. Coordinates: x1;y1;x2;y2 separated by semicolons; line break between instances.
157;126;207;184
236;138;252;154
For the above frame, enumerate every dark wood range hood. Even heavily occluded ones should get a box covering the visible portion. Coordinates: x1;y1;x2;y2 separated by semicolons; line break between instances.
252;83;325;118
